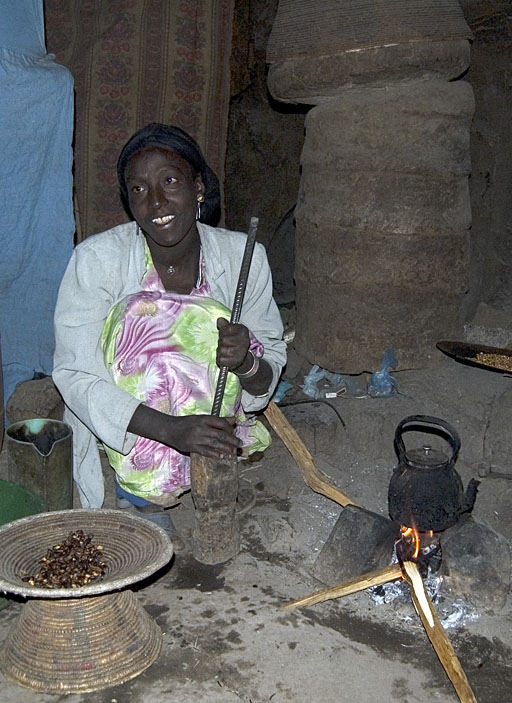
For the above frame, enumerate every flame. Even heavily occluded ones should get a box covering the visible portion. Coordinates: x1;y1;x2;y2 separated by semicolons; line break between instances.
400;524;420;560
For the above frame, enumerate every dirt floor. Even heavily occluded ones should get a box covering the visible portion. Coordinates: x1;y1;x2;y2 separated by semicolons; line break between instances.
0;355;511;703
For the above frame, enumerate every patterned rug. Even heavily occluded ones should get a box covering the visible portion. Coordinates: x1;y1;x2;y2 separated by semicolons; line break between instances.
44;0;234;239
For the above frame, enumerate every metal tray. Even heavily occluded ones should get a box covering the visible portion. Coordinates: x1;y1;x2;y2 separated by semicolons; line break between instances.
437;340;512;374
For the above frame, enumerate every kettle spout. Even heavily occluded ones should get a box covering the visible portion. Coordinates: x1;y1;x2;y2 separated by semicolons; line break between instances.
461;478;480;515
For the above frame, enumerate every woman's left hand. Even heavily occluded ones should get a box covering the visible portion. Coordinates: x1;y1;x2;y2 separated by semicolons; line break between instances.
216;317;250;371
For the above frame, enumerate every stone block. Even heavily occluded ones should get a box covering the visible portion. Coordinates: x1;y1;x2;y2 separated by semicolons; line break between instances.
314;504;397;585
441;517;511;613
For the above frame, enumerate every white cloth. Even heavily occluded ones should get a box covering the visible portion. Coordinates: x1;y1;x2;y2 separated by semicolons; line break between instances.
53;222;286;508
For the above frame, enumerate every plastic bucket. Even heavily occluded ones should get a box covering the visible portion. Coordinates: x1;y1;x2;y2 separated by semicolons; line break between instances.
0;479;47;525
0;479;47;610
5;418;73;512
0;335;3;452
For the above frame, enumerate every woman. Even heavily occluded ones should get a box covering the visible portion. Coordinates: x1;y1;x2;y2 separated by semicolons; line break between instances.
53;124;286;548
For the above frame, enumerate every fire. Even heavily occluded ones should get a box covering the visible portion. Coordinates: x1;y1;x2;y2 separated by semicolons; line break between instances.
398;526;436;564
400;525;420;560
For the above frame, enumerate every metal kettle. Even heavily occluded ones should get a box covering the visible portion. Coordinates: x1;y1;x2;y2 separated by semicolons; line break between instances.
388;415;479;531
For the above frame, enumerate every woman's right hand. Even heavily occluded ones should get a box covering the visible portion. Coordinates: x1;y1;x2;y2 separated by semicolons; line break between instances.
127;404;241;459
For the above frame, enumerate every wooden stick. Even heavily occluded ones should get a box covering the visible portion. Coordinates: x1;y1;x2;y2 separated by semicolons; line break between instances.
281;564;403;611
401;560;477;703
264;401;359;508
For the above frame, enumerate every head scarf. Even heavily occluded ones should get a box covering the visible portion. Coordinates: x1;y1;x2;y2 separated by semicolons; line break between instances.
117;123;221;226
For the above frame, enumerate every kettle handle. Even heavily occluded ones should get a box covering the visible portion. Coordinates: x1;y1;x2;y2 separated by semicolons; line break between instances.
394;415;461;465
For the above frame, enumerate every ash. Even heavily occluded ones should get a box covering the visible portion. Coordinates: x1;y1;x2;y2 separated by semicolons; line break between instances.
368;545;478;629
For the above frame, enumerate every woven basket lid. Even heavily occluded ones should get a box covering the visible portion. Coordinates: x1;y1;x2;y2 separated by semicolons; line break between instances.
267;0;472;62
0;509;174;598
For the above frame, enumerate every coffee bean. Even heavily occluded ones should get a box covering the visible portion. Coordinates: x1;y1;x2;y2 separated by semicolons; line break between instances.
21;530;107;588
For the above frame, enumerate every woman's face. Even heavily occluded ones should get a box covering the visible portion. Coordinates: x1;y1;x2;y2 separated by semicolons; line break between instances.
125;147;205;250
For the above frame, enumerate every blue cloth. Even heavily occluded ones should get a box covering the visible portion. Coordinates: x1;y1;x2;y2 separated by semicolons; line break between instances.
0;1;46;56
0;1;75;407
114;475;151;508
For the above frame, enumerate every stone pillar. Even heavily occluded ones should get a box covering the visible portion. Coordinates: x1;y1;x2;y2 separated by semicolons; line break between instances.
267;1;474;372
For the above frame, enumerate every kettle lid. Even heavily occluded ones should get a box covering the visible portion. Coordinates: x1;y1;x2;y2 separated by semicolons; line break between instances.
405;444;448;469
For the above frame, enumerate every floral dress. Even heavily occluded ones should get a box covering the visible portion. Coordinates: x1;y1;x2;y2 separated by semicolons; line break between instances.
100;241;271;500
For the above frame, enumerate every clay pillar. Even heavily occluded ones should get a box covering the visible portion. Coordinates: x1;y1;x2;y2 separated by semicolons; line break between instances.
267;1;474;372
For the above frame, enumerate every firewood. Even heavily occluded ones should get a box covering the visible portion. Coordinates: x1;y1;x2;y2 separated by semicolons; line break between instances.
264;401;359;508
401;560;477;703
281;564;403;611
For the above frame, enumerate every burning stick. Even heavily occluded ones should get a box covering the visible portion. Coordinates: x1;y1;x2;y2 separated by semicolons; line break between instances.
401;559;477;703
282;554;478;702
281;564;403;611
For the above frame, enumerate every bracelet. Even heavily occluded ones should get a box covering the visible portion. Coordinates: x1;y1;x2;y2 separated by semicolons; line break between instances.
235;351;260;379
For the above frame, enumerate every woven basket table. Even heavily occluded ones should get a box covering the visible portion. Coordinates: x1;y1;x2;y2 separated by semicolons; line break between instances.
0;509;174;693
